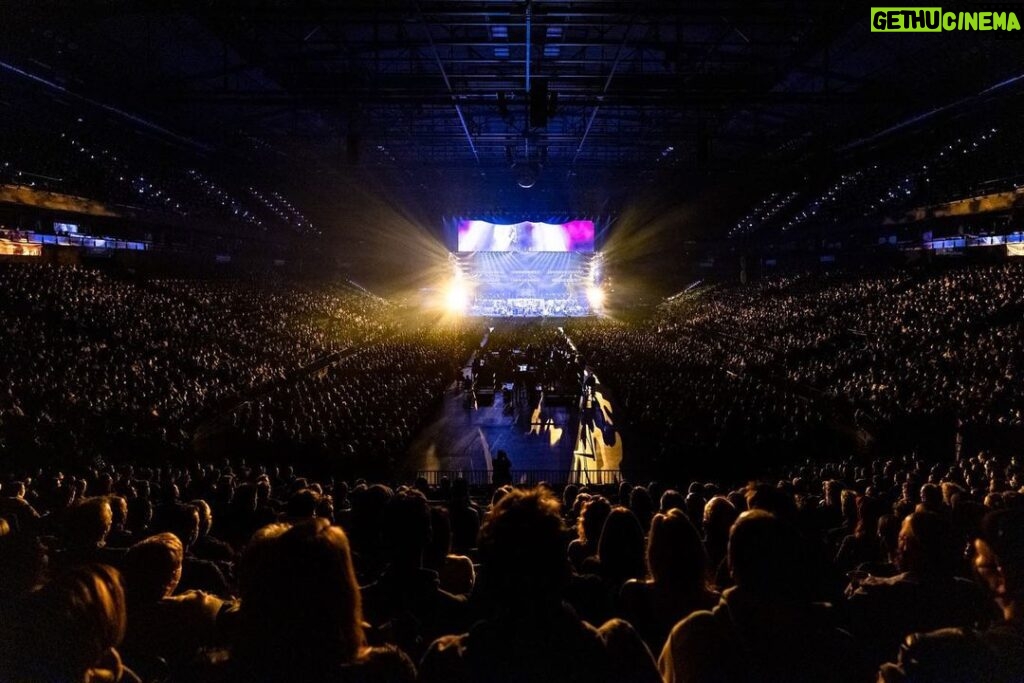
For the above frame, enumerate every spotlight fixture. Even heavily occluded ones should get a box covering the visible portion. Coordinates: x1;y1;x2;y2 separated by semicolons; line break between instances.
586;285;606;309
516;162;540;189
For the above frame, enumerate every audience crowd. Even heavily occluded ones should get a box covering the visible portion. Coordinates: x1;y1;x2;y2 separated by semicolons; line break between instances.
1;452;1024;681
567;260;1024;475
0;262;460;466
2;257;1024;680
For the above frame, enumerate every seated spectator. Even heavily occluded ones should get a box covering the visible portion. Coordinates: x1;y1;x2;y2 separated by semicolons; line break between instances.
9;564;141;683
0;527;46;602
360;489;466;659
629;486;656;533
620;508;719;653
567;494;610;572
834;494;885;573
492;450;512;487
448;479;480;554
105;495;134;549
121;532;226;676
127;497;153;538
0;480;40;532
659;489;686;514
424;505;475;596
203;519;415;682
849;510;993;668
880;508;1024;682
285;487;321;523
583;506;647;590
56;497;126;571
703;495;739;584
419;487;660;683
158;502;230;596
190;498;236;565
659;510;868;683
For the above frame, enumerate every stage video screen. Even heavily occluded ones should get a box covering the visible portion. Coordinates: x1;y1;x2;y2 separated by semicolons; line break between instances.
458;251;597;317
458;219;594;252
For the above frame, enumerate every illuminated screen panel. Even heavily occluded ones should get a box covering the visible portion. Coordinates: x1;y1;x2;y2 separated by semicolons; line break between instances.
458;219;594;252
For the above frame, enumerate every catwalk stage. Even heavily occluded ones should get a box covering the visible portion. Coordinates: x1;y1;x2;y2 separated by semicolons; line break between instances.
405;329;623;485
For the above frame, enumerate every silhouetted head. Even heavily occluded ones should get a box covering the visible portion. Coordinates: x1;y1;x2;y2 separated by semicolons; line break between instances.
897;511;957;576
728;510;803;599
287;488;321;520
597;506;646;584
975;508;1024;609
659;489;686;514
125;532;183;603
17;564;127;682
237;520;365;673
191;499;214;537
160;503;200;550
648;508;709;591
382;489;432;564
704;496;739;540
65;497;113;549
478;487;568;607
577;495;611;546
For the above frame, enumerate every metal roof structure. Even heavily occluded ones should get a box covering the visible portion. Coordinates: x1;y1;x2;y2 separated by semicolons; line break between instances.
3;1;1024;225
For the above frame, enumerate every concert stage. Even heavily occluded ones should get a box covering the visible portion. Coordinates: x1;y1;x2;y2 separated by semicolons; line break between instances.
443;216;607;319
457;250;598;317
405;326;623;485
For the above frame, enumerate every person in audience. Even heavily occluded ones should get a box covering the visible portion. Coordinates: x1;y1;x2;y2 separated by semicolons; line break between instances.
659;509;868;683
56;497;126;571
121;532;226;677
158;502;230;596
835;494;885;573
448;478;480;554
190;498;236;565
424;505;475;596
419;487;660;683
585;505;647;590
879;508;1024;682
492;450;512;487
205;519;415;682
9;564;141;683
568;494;611;572
848;510;993;668
105;495;134;549
360;489;467;659
285;487;321;523
619;508;719;653
0;480;39;532
703;495;739;582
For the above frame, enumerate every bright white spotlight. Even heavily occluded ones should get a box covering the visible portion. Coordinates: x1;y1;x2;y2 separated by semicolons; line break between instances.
586;285;606;309
445;279;470;313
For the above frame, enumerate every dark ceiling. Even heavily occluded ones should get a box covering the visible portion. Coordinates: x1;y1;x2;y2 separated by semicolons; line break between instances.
3;1;1024;226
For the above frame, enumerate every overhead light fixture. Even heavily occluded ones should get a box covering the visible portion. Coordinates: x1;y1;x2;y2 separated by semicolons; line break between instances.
516;162;540;189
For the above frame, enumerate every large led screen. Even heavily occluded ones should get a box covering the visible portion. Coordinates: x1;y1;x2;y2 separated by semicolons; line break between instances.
457;219;594;252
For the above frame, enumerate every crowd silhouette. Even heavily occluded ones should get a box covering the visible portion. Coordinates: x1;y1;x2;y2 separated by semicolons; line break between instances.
1;258;1024;680
1;454;1023;681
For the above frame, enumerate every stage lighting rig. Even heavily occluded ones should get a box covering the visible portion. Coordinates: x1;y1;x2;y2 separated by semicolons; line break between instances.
516;162;540;189
586;285;606;309
443;261;472;314
445;280;470;314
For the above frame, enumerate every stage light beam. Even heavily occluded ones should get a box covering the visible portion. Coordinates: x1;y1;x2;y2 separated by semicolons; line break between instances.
445;278;471;314
586;285;606;309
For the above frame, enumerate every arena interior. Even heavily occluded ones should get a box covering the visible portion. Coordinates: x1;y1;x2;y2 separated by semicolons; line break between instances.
3;3;1024;682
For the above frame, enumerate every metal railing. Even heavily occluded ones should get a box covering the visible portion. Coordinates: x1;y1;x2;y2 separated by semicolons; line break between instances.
415;469;623;487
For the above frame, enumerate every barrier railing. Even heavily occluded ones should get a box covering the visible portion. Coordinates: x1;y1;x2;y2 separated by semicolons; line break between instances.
415;469;623;487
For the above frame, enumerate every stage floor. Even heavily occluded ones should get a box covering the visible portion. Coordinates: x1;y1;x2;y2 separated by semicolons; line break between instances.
404;341;623;483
